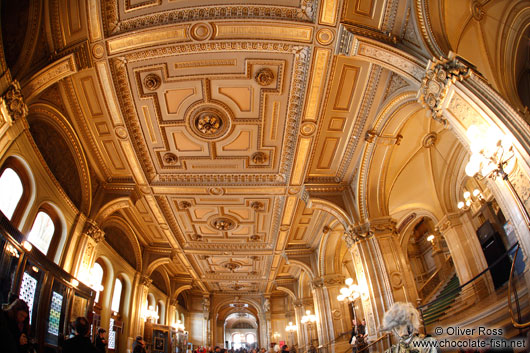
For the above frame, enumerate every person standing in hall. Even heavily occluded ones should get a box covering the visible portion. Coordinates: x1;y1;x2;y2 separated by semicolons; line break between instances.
94;328;107;353
2;298;31;353
62;317;98;353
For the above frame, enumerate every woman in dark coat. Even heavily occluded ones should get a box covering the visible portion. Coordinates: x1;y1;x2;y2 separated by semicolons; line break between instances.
2;298;31;353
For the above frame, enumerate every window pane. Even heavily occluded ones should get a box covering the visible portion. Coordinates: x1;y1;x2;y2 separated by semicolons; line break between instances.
111;279;122;312
19;272;37;324
108;318;116;349
0;168;23;220
28;211;55;255
91;263;104;303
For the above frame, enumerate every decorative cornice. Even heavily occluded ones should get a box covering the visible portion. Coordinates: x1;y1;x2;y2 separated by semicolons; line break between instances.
418;52;473;124
102;1;316;37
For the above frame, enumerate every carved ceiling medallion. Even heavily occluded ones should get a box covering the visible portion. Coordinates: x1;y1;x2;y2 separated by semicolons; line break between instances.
224;262;241;272
254;68;275;86
143;73;161;91
188;106;231;140
210;216;237;231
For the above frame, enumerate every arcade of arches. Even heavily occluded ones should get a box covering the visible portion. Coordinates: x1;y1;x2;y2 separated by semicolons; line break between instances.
0;0;530;352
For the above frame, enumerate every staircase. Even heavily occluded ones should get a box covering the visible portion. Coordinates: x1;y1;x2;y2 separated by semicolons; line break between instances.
421;274;461;326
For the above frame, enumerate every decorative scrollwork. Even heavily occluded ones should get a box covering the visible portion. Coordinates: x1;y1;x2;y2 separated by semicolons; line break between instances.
418;53;473;124
83;219;105;243
2;80;28;121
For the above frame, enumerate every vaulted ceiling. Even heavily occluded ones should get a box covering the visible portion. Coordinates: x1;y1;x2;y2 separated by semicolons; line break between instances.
7;0;454;297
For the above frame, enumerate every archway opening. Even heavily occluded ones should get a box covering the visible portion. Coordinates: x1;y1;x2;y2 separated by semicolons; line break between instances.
224;312;258;350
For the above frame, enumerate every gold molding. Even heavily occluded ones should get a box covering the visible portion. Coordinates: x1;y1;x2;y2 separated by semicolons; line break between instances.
290;137;312;186
22;54;78;100
87;0;102;41
106;26;190;55
304;48;331;122
319;0;340;26
213;23;313;43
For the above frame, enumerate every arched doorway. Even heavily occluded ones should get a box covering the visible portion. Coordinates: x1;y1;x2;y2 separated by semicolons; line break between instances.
224;312;258;350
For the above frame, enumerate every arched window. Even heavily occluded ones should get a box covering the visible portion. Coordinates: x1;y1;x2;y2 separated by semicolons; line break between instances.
0;168;23;219
27;206;62;260
111;278;122;313
28;211;54;255
0;157;31;226
91;262;104;303
246;333;255;344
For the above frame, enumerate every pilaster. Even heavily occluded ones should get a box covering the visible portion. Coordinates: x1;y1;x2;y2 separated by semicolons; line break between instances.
436;213;491;300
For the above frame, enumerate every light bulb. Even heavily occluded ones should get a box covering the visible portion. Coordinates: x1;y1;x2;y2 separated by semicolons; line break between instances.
473;189;480;197
457;201;465;209
466;200;471;207
465;158;481;177
466;125;483;143
463;191;471;199
481;161;497;176
337;294;344;301
426;234;435;242
340;287;348;295
345;278;354;286
22;241;33;251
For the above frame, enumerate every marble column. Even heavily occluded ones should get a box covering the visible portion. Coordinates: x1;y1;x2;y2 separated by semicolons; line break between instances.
343;218;416;352
74;218;105;282
436;213;491;300
202;296;211;346
293;300;305;349
134;275;152;338
311;274;347;353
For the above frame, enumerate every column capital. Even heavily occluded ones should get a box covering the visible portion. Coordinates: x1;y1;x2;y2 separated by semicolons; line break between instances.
202;296;210;311
83;219;105;243
322;274;345;287
311;277;324;289
368;217;397;235
294;299;304;308
1;80;28;122
140;275;152;287
436;212;463;232
418;52;473;123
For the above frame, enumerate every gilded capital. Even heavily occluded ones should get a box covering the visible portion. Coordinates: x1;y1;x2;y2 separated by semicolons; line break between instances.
418;52;472;123
83;219;105;243
2;80;28;121
140;275;152;287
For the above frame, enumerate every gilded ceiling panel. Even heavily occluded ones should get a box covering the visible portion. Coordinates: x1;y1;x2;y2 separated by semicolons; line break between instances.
102;0;316;37
168;194;276;245
111;44;309;183
308;57;372;180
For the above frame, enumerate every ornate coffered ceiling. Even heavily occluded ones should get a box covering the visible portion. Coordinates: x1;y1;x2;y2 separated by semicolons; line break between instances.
22;0;428;296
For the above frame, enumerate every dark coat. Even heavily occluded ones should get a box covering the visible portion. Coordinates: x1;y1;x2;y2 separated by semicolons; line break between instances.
62;335;99;353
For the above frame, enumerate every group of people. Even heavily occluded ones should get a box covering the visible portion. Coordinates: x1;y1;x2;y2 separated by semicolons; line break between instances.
349;319;368;353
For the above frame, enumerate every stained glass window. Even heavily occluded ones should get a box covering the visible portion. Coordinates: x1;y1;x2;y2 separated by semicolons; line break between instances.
19;272;37;324
28;211;55;255
0;168;23;220
108;318;115;349
48;291;63;335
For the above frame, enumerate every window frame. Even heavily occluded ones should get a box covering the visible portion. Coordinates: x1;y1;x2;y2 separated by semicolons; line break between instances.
0;157;31;227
